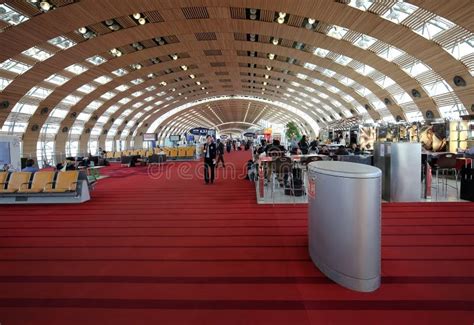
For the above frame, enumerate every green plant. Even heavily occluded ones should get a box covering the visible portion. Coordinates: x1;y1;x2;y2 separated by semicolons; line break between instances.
285;121;301;139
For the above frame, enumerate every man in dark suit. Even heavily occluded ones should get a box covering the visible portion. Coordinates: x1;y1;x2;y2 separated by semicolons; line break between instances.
216;139;225;168
203;135;217;184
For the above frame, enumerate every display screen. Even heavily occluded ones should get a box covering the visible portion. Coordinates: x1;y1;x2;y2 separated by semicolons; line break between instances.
0;141;11;165
143;133;157;141
169;135;181;141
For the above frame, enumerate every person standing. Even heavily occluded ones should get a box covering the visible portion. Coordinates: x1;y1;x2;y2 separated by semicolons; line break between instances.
216;139;225;168
226;140;232;153
203;135;217;184
298;135;309;155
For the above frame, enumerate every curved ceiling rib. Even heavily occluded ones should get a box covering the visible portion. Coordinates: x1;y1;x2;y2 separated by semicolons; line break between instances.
0;0;472;160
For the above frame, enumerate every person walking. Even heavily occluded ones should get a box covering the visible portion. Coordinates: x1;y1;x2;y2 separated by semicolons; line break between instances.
203;135;217;184
216;139;225;168
226;140;232;153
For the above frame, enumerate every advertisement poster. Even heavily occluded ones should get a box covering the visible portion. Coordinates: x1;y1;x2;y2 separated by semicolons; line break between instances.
359;127;376;150
419;124;447;152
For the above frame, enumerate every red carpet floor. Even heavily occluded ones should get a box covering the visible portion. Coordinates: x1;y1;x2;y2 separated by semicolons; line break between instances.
0;150;473;324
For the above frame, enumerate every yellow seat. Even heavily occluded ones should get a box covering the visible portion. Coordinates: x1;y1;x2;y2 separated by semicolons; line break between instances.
178;148;186;157
44;171;79;193
0;172;31;193
170;148;178;158
106;152;114;159
114;151;121;158
0;172;8;189
18;171;55;193
186;147;195;157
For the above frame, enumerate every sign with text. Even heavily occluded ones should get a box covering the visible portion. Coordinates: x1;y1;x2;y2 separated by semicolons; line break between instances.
143;133;157;141
189;127;209;135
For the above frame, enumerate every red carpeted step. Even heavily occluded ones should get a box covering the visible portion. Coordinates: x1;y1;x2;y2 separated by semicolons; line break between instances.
0;149;473;324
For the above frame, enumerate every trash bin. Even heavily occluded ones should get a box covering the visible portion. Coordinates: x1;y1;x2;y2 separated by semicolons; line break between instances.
308;161;382;292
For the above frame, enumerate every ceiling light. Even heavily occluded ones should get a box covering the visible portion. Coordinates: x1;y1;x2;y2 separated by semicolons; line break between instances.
171;88;176;91
132;13;141;19
308;18;316;24
171;54;178;60
263;81;267;85
279;12;286;18
147;73;154;79
249;8;257;14
266;66;272;71
268;53;275;60
78;27;87;34
265;75;270;79
201;87;205;90
196;81;201;85
181;65;188;71
277;16;285;24
109;24;120;31
160;81;167;86
40;1;51;11
189;74;195;79
138;17;146;25
272;38;279;45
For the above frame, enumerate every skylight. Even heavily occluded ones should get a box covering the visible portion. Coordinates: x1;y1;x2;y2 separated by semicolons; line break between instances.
45;74;70;85
381;2;417;24
86;55;107;66
354;35;377;49
48;36;76;50
101;91;117;100
0;4;29;27
327;25;349;40
0;59;32;75
313;48;329;57
115;85;129;92
94;75;112;85
65;64;88;75
131;78;144;85
112;68;128;76
22;47;53;61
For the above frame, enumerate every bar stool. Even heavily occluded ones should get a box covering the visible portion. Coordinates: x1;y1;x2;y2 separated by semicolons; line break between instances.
433;153;458;199
271;156;293;204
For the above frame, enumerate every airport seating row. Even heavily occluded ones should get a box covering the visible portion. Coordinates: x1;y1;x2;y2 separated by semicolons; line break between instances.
0;170;92;204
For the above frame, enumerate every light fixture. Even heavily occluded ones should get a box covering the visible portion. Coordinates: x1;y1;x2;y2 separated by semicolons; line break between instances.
147;73;155;79
201;87;205;90
133;13;141;19
134;64;142;70
171;88;176;91
40;1;52;11
155;37;165;45
181;65;188;71
308;18;316;24
266;65;272;71
78;27;87;34
189;74;195;79
171;54;178;60
263;81;267;85
277;16;285;24
268;53;275;60
265;75;270;79
272;38;279;45
138;17;146;25
160;81;167;86
279;12;286;18
196;81;201;85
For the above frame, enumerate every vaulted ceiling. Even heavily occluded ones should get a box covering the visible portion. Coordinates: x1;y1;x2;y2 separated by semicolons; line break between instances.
0;0;472;158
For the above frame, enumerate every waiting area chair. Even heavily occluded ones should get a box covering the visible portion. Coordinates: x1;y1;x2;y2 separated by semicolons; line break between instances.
0;172;31;193
18;171;55;193
44;171;79;192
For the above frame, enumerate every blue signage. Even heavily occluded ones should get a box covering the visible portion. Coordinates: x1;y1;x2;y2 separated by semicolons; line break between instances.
189;127;209;135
